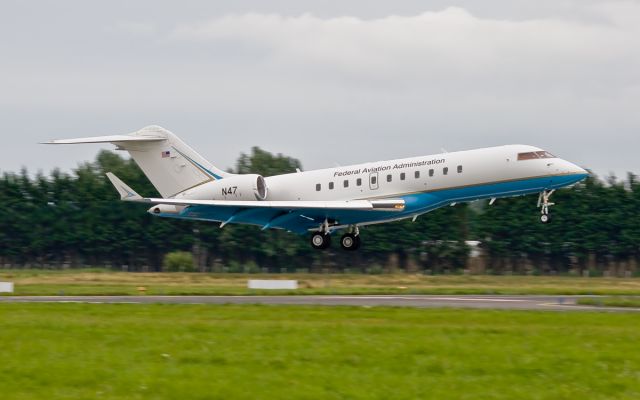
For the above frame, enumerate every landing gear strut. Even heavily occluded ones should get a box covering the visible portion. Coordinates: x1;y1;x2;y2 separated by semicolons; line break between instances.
537;190;555;224
310;219;332;250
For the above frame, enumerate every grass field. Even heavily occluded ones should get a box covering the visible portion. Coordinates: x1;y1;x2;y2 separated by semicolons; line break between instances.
2;269;640;296
0;303;639;399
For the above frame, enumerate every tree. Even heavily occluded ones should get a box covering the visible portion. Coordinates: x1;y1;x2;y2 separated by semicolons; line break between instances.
0;149;638;274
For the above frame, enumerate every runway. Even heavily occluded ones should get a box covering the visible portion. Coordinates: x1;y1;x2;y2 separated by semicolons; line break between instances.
2;294;639;311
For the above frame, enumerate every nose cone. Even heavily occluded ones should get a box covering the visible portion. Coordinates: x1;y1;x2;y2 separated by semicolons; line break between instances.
556;158;587;176
563;161;589;185
569;163;588;176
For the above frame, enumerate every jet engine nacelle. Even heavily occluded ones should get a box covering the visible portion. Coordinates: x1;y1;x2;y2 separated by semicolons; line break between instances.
209;174;268;201
171;174;268;201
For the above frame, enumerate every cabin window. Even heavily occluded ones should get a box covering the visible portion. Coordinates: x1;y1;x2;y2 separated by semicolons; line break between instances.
443;167;448;175
329;182;334;190
387;174;392;182
517;151;555;161
457;165;463;173
429;169;434;177
343;180;349;188
356;178;362;186
400;172;406;181
415;171;420;179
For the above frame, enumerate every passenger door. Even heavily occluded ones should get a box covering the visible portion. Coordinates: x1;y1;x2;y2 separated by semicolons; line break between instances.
369;172;379;190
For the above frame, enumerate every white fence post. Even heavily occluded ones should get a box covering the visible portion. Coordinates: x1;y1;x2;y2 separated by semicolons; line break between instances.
248;280;298;290
0;282;14;293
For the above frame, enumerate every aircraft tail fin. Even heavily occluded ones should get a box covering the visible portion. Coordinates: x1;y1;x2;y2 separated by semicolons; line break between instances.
105;172;142;201
44;126;232;198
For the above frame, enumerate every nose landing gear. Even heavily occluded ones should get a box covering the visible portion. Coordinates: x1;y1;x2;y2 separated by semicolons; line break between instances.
537;190;555;224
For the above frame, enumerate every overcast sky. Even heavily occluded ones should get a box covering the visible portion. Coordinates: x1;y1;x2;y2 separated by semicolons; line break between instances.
1;0;638;178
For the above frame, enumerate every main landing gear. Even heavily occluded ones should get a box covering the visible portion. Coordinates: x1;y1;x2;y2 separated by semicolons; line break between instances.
339;227;361;251
310;224;361;251
537;189;555;224
310;231;331;250
311;219;332;250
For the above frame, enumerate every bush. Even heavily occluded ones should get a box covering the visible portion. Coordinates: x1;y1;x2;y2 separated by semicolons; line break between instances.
368;265;384;275
245;261;261;274
225;260;261;273
226;260;243;273
163;251;195;272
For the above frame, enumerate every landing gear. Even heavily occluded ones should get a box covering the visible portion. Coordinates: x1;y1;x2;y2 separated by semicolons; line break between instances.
310;232;331;250
310;224;362;251
340;233;361;251
311;219;333;250
537;189;555;224
340;226;361;251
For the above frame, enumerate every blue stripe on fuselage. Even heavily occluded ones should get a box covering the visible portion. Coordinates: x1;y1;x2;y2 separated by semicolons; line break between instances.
400;173;588;215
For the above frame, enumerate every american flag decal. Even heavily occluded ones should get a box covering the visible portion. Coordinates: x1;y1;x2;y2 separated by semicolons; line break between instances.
161;150;171;158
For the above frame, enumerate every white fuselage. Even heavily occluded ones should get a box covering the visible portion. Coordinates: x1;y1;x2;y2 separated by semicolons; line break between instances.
255;145;584;202
172;144;587;230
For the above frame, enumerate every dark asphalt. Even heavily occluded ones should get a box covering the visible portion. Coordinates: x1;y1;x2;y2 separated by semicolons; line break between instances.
1;295;639;311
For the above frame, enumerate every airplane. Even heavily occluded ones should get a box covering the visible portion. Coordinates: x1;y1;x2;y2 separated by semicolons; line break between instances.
44;125;588;250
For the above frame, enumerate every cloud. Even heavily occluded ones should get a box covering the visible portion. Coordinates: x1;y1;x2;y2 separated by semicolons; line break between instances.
2;2;639;176
162;5;640;174
167;6;640;95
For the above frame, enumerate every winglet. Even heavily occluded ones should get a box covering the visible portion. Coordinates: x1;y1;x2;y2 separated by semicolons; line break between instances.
105;172;143;201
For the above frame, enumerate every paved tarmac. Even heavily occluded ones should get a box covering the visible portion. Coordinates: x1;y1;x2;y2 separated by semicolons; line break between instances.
1;295;639;312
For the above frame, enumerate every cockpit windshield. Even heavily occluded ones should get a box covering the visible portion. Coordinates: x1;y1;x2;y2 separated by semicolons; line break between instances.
517;151;555;161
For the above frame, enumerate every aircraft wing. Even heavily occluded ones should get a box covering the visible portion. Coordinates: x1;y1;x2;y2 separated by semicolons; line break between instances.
156;199;405;234
140;197;404;211
105;172;405;234
106;172;143;201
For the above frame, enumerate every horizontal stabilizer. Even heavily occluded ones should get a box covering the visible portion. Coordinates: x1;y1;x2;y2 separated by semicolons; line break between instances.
43;125;231;197
105;172;142;201
42;135;166;145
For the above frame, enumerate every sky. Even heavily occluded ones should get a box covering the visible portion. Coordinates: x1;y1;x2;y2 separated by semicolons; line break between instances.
1;0;639;178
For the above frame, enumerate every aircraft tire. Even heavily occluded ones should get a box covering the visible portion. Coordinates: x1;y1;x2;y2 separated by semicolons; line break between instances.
340;233;361;251
311;232;331;250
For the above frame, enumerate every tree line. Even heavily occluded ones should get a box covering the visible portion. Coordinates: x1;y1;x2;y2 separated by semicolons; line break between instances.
1;148;638;275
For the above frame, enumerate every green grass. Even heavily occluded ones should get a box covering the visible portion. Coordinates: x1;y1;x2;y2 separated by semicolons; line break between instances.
2;269;640;296
0;304;639;399
577;296;640;308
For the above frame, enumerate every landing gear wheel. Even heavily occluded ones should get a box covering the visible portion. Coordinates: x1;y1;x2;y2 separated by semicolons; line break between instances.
340;233;361;251
310;232;331;250
540;213;551;224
